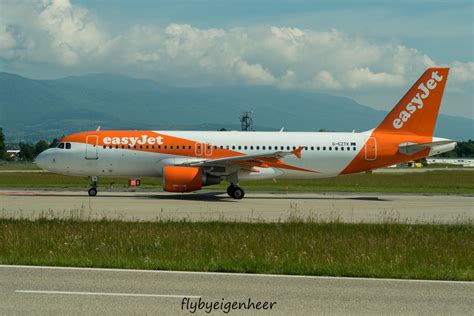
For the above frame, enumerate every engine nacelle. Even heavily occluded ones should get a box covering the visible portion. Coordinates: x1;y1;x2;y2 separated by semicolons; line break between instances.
163;166;202;192
162;166;221;192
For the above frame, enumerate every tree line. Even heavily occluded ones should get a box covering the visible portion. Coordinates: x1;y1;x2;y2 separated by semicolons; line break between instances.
0;128;56;161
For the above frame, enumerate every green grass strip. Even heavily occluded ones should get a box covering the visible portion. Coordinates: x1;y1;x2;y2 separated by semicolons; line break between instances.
0;219;472;281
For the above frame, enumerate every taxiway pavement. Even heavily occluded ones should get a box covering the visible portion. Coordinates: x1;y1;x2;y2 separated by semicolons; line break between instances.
0;265;472;315
1;190;472;223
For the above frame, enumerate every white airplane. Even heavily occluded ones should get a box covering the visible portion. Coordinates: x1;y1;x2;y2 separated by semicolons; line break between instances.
35;67;456;199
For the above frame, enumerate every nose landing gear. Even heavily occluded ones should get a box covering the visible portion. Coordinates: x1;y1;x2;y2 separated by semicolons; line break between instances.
88;176;98;197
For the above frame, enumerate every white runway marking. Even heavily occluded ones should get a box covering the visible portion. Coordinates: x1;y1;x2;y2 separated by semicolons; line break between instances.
2;265;472;285
15;290;200;298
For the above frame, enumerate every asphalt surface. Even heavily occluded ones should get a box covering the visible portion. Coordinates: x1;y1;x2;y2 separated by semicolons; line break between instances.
1;190;473;223
0;265;472;315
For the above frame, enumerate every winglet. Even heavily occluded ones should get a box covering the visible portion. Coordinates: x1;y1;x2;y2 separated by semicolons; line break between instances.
292;146;304;159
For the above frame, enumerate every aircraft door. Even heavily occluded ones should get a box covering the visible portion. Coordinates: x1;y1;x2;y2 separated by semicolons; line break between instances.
365;137;377;161
85;135;99;159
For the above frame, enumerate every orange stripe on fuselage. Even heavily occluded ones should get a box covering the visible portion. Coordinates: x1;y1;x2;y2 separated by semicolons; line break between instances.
62;130;245;159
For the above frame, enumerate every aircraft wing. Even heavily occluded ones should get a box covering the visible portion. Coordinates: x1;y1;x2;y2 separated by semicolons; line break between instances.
179;146;305;168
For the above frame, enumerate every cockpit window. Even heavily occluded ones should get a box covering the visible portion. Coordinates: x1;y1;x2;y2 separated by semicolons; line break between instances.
58;143;65;149
66;143;71;149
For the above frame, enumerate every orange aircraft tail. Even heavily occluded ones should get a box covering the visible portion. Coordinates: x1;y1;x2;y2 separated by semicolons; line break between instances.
341;67;452;175
375;67;449;137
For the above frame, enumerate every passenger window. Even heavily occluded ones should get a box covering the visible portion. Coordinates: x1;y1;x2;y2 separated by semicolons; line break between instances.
262;146;266;150
323;146;326;151
353;147;356;151
220;145;223;149
115;145;119;149
341;147;344;151
311;146;314;150
347;147;350;151
214;146;217;150
317;146;320;150
66;143;71;149
256;146;260;150
226;145;230;149
329;147;332;151
244;146;248;150
232;146;235;150
58;143;65;149
238;146;242;150
335;147;338;151
250;146;254;150
305;146;308;150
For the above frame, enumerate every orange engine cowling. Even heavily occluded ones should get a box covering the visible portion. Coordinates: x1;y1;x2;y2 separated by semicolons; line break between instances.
163;166;202;192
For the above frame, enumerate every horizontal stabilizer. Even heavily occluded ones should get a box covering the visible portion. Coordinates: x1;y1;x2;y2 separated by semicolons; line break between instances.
398;140;456;155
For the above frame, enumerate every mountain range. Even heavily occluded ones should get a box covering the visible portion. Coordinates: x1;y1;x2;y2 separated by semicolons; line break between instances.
0;72;472;143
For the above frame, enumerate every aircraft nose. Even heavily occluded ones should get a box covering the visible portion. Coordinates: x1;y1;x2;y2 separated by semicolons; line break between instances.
35;149;52;170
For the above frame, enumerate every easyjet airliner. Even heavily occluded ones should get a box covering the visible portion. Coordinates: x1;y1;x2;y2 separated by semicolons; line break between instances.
35;68;456;199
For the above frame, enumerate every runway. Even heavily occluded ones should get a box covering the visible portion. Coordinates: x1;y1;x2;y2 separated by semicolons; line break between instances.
1;190;473;223
0;265;472;314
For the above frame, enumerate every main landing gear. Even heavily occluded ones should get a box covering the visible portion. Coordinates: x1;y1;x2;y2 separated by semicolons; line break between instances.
227;184;245;200
88;176;98;197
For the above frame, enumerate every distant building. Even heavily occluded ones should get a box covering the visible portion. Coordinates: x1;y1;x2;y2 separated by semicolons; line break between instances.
426;157;474;167
6;150;20;159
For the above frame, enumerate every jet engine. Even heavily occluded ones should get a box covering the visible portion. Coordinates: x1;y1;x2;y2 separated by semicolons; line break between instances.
162;166;220;192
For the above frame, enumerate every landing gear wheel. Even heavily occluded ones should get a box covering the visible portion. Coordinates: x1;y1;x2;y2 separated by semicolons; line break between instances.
89;176;98;197
227;185;235;197
88;187;97;197
232;187;245;199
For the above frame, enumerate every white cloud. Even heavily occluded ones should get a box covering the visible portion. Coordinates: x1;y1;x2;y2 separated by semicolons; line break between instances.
0;0;472;97
37;0;104;65
450;61;474;83
346;68;404;90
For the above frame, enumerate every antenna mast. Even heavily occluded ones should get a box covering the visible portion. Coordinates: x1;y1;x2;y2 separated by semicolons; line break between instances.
240;111;253;131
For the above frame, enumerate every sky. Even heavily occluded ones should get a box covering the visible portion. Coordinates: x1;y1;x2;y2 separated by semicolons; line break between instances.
1;0;473;118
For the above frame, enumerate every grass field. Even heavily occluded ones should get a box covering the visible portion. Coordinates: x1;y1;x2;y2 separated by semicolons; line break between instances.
1;170;473;194
0;218;472;281
0;164;40;170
